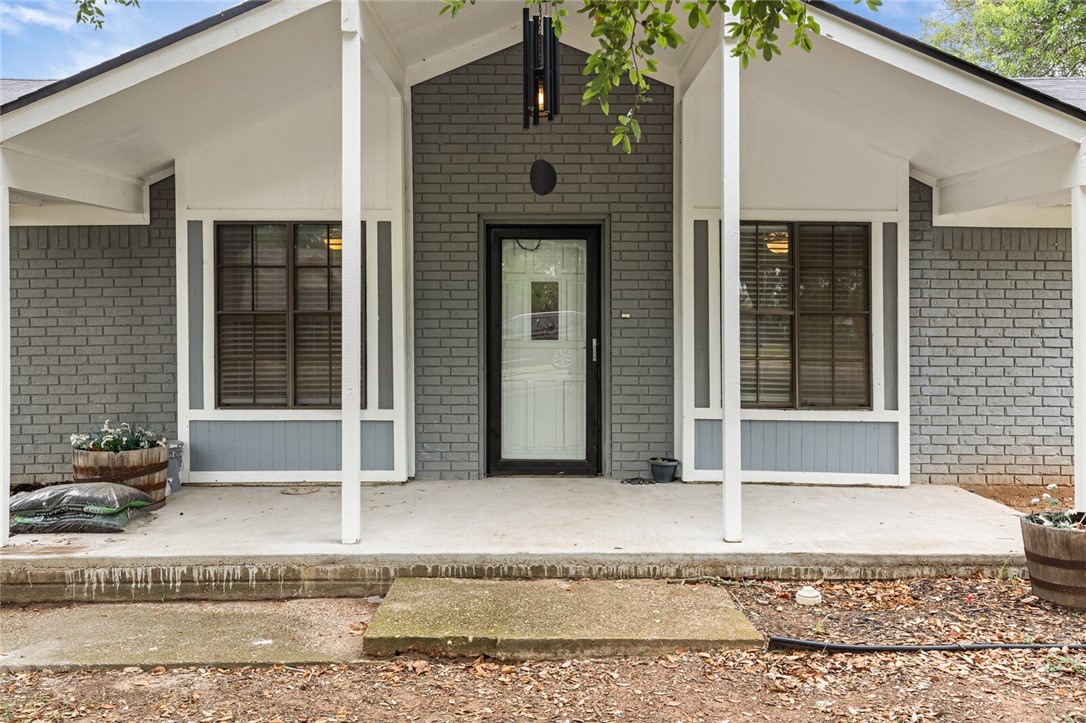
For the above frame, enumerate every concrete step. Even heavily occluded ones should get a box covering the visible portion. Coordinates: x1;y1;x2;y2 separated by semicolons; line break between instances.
363;578;764;660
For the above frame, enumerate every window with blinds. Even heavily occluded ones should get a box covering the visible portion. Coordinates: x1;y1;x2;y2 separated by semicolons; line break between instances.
739;222;871;409
216;222;351;408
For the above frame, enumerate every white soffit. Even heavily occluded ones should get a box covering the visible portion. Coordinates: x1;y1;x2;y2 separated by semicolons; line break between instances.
740;37;1077;181
3;2;340;180
367;0;699;88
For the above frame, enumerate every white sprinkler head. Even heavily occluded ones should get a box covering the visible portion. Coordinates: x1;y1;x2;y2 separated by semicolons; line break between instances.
795;586;823;606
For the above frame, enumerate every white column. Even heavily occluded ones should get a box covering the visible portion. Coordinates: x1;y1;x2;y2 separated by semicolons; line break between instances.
720;39;742;541
0;178;10;547
1073;169;1086;514
340;0;364;544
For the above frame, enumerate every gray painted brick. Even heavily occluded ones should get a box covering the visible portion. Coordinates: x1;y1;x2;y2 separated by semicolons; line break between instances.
909;179;1072;486
9;177;178;483
412;45;674;479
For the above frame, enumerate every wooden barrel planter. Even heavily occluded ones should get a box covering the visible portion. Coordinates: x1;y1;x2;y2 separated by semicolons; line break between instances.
1020;516;1086;610
72;446;169;504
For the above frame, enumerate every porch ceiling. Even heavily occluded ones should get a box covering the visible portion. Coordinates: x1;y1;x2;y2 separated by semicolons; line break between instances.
3;1;340;183
741;36;1077;183
365;0;715;88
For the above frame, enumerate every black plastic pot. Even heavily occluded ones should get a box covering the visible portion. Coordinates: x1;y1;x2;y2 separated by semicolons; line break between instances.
649;457;679;483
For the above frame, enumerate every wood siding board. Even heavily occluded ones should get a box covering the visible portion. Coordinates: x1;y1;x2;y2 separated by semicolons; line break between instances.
694;419;722;470
694;220;710;408
189;421;343;471
360;420;394;470
740;419;751;469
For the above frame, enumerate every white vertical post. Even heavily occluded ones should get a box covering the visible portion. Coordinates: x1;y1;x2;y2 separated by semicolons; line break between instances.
896;165;911;488
341;0;364;544
720;37;742;541
0;177;10;547
1072;165;1086;514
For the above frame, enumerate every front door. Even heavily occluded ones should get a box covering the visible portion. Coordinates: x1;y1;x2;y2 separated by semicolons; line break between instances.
486;225;601;475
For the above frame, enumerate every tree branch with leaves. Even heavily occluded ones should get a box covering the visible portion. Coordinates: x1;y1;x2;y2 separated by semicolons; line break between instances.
441;0;881;152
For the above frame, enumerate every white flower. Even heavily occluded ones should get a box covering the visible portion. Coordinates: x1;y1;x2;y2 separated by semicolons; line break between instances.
1046;483;1058;491
1031;498;1041;505
1042;493;1052;500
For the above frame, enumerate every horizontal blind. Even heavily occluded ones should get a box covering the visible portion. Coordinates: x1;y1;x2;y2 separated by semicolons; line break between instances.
216;222;354;409
797;224;870;408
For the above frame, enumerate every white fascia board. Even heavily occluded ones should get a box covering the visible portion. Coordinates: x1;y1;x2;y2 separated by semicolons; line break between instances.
10;205;149;226
360;0;406;94
0;0;328;142
558;24;681;88
678;23;726;93
908;167;938;189
937;142;1083;216
405;22;520;87
1;146;146;216
810;9;1086;142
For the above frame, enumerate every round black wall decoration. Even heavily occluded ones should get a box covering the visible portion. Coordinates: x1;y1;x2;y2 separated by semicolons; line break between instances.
530;158;557;196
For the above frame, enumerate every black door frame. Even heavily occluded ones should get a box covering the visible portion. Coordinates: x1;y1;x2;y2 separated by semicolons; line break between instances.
485;224;602;476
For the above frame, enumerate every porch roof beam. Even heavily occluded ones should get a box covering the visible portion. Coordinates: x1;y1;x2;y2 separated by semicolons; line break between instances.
1;146;146;216
937;142;1084;217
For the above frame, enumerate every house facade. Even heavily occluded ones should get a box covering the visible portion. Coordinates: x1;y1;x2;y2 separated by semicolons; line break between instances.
2;0;1085;546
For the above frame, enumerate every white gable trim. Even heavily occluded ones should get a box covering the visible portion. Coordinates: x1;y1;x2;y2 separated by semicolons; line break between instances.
0;0;330;142
809;7;1086;142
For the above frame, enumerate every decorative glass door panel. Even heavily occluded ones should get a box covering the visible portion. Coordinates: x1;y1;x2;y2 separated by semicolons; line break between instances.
487;226;601;475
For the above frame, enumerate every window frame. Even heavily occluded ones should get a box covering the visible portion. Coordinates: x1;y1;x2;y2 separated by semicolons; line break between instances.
214;220;360;410
740;220;873;411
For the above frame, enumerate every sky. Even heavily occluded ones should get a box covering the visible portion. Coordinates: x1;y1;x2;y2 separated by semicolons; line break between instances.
1;0;946;81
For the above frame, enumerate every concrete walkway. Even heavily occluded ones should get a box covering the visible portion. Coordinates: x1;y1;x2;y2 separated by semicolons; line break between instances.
0;598;375;670
0;480;1025;602
0;579;762;669
364;578;763;660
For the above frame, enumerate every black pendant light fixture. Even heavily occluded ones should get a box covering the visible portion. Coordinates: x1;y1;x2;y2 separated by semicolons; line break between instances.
523;5;560;128
523;4;560;195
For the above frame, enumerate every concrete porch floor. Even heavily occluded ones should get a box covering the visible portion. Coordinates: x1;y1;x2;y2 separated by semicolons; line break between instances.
0;479;1026;602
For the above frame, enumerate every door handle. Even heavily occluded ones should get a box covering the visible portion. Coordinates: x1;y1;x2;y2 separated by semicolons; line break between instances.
592;338;599;363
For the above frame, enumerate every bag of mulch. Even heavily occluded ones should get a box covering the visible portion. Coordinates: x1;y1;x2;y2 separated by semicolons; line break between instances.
10;483;154;517
10;507;148;535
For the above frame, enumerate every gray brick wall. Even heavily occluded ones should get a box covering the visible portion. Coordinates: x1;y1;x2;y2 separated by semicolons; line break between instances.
910;179;1073;486
9;177;178;483
412;45;674;479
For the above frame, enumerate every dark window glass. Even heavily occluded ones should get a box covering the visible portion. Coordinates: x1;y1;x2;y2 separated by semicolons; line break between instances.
216;222;357;408
740;222;871;409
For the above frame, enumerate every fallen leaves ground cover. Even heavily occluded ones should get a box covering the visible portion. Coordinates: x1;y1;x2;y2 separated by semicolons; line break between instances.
3;577;1085;722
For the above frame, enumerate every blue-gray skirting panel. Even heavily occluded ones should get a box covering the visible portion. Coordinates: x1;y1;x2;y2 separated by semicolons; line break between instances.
377;221;393;410
190;421;342;471
693;220;710;408
188;220;204;410
189;420;394;471
361;420;394;470
693;419;898;474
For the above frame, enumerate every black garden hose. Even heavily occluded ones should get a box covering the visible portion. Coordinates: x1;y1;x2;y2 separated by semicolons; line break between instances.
767;636;1086;654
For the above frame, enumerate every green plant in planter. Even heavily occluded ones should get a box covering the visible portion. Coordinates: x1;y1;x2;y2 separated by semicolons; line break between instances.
1020;483;1086;610
1025;484;1085;530
70;419;167;453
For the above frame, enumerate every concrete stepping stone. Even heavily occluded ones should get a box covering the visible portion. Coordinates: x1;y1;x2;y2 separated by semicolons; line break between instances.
363;578;763;660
